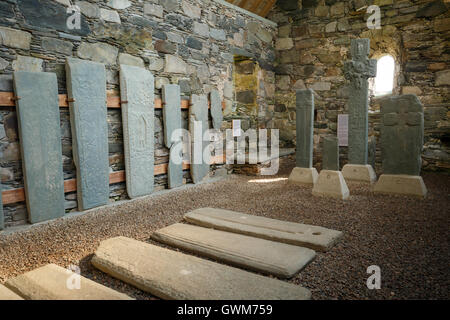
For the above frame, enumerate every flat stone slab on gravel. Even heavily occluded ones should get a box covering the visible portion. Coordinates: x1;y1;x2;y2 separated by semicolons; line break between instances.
151;223;316;278
5;264;133;300
0;284;23;300
184;208;342;252
91;237;311;300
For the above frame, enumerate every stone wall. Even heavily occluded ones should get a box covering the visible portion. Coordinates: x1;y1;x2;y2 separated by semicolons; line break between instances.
269;0;449;172
0;0;276;227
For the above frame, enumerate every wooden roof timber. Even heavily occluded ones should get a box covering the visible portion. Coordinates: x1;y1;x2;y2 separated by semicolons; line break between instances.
226;0;277;18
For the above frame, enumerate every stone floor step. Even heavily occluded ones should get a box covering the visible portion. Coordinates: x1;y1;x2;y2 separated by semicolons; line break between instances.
4;264;133;300
184;208;343;252
151;223;316;279
91;236;311;300
0;284;23;300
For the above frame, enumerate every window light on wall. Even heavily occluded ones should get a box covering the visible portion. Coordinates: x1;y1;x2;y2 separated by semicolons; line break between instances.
374;55;395;96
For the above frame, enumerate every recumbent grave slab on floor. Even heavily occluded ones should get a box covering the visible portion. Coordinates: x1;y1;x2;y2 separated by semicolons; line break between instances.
13;71;65;224
66;58;109;210
151;223;316;279
374;94;427;197
120;64;154;198
162;84;183;189
189;94;210;184
184;208;343;252
91;236;311;300
5;264;133;300
289;89;318;185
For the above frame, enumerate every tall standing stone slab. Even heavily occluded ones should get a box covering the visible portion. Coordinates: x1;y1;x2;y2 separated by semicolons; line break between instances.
66;58;109;211
13;71;65;224
210;89;223;130
189;94;210;184
0;184;3;230
162;84;183;189
120;65;154;198
374;94;427;197
342;39;378;183
288;89;319;185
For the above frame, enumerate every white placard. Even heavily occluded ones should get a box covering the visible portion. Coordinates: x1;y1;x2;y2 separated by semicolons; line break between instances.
338;114;349;147
232;119;241;137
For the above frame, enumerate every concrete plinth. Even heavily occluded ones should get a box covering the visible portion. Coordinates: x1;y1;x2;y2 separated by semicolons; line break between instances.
312;170;350;200
373;174;427;198
288;167;319;185
342;164;377;183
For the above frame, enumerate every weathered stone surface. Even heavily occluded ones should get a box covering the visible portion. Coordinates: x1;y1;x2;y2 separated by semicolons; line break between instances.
75;1;100;18
182;1;201;19
342;164;377;183
288;167;319;185
162;84;183;189
66;58;109;210
12;56;43;72
144;3;164;18
92;237;311;299
100;8;121;23
164;55;187;74
380;94;424;175
13;71;65;224
5;264;132;300
120;65;154;198
210;89;223;129
0;75;13;92
374;174;427;198
189;94;210;184
152;223;316;279
77;42;119;65
106;0;131;10
322;136;339;171
118;53;144;67
18;0;90;36
0;284;23;300
42;37;74;55
435;70;450;86
344;39;377;165
0;27;32;50
210;28;226;41
0;184;3;230
416;0;447;18
296;89;315;168
312;170;350;200
184;208;343;252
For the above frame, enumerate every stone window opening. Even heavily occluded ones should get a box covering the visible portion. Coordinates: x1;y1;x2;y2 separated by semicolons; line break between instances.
371;54;396;97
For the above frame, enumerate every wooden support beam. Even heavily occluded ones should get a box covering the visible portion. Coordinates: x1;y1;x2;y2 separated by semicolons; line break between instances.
1;155;226;205
0;92;225;109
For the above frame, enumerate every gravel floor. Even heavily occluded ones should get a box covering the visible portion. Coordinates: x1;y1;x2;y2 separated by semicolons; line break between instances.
0;162;448;300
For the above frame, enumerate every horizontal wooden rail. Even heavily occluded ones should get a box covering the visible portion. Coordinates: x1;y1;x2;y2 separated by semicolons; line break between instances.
0;91;225;109
1;155;225;205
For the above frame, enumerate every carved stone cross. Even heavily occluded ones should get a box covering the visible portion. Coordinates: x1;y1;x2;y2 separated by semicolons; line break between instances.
344;39;377;165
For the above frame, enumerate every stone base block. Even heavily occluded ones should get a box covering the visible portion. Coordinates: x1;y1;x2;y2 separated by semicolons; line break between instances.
288;167;318;185
373;174;427;198
312;170;350;200
342;164;377;183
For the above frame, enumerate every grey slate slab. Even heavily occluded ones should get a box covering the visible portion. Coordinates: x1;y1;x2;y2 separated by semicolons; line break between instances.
92;236;311;300
13;71;65;224
184;208;343;252
322;136;339;171
296;89;315;168
162;84;183;189
66;58;109;211
210;89;223;129
380;94;424;175
344;39;377;165
151;223;316;279
189;94;210;184
120;65;154;198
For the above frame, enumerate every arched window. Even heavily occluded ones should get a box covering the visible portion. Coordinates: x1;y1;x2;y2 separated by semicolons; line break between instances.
374;55;395;96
